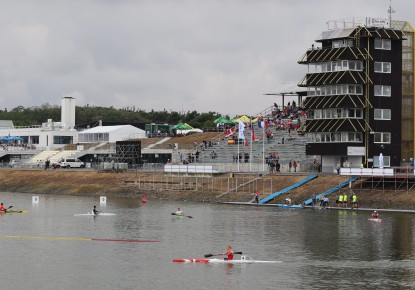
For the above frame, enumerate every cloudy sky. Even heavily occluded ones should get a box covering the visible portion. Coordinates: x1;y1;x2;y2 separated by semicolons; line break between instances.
0;0;412;116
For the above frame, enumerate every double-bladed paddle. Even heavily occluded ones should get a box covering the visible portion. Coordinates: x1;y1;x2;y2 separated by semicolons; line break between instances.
204;251;242;258
171;213;193;218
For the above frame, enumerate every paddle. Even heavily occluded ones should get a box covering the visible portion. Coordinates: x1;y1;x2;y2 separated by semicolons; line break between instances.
171;213;193;218
204;251;242;258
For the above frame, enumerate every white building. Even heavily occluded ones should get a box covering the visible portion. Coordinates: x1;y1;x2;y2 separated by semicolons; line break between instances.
0;97;78;150
78;125;146;143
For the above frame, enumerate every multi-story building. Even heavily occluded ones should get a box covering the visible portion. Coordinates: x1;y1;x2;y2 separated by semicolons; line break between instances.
298;17;414;173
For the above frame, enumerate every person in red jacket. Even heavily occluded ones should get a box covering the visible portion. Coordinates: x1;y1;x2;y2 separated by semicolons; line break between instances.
223;245;234;260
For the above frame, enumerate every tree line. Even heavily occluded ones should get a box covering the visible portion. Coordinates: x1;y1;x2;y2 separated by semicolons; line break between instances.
0;103;227;130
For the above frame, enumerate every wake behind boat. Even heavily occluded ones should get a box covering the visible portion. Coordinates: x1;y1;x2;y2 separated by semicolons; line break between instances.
74;212;116;216
173;256;281;264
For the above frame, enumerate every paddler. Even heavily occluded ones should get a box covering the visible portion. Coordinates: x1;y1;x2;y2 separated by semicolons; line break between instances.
0;203;7;211
175;208;183;216
371;210;379;219
223;245;234;261
92;206;99;215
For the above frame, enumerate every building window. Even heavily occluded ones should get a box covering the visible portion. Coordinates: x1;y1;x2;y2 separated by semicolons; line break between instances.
53;136;73;144
332;39;353;48
374;62;391;73
374;109;391;120
374;39;391;50
308;84;363;96
306;132;363;143
373;155;391;167
374;85;391;96
374;132;391;143
312;108;363;120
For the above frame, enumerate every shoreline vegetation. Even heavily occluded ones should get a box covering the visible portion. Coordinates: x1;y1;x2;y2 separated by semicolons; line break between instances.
1;169;415;210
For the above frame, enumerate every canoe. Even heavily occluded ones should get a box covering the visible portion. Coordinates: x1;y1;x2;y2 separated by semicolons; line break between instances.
368;217;383;222
276;204;305;209
1;210;28;214
74;212;116;216
173;256;281;264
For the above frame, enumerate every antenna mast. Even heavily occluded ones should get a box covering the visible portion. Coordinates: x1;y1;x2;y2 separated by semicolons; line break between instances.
387;0;395;28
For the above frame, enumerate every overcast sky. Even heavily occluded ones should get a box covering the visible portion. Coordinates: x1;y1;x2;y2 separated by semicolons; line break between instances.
0;0;412;117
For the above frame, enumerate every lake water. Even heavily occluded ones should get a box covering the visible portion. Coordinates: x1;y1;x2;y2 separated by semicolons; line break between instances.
0;192;414;290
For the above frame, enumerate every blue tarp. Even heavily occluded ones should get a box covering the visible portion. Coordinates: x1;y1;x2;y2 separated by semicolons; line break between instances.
304;177;358;205
259;174;318;204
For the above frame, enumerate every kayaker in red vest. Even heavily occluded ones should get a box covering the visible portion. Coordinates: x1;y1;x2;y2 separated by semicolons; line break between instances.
0;203;6;211
371;211;379;219
142;194;147;204
223;245;234;260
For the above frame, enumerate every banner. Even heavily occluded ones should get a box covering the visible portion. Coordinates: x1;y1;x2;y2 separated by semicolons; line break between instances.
238;121;245;140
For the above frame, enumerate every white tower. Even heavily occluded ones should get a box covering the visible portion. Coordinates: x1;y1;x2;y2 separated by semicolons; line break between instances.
61;97;76;130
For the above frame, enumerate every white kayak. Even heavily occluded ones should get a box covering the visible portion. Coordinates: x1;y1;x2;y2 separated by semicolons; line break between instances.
368;217;383;222
74;212;116;216
173;256;281;264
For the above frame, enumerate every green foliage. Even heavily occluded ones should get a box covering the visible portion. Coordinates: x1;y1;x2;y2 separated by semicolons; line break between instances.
0;105;222;129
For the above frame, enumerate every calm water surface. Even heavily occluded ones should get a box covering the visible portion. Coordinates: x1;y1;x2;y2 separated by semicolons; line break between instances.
0;192;414;290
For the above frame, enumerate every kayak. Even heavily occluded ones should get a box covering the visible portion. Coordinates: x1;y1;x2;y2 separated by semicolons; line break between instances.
276;204;305;209
368;217;383;222
74;213;116;216
1;210;28;214
173;256;281;264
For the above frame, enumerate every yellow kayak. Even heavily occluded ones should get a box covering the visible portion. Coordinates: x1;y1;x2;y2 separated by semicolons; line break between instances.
1;210;28;214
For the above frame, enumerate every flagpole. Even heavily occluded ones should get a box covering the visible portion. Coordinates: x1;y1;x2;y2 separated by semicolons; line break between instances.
250;121;252;172
262;123;265;172
237;138;240;172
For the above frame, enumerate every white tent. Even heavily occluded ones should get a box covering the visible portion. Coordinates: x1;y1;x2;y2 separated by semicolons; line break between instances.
78;125;146;143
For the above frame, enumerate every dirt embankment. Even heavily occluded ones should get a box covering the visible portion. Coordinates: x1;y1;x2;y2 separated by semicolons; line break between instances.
1;169;415;209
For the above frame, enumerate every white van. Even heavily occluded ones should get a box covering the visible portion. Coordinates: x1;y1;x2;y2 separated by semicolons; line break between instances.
59;158;85;168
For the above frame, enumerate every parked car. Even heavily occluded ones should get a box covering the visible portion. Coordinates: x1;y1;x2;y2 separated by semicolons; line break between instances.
51;162;60;169
59;158;85;168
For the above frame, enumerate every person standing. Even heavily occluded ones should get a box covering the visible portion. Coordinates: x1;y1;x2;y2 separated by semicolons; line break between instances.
343;193;348;208
44;159;50;170
339;193;344;208
255;191;260;204
288;160;292;172
352;192;358;209
293;161;298;172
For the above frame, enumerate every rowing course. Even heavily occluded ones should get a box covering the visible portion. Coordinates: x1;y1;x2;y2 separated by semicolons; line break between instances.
0;235;160;242
259;174;318;204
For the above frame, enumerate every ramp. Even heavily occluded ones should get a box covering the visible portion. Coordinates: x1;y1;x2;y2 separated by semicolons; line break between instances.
304;177;358;205
259;174;318;204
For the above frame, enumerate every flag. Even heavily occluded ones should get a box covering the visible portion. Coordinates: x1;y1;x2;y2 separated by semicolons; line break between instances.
251;129;259;141
238;121;245;140
224;127;235;137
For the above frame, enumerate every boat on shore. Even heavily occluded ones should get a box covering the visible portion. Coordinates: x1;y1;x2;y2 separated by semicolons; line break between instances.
276;204;305;209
